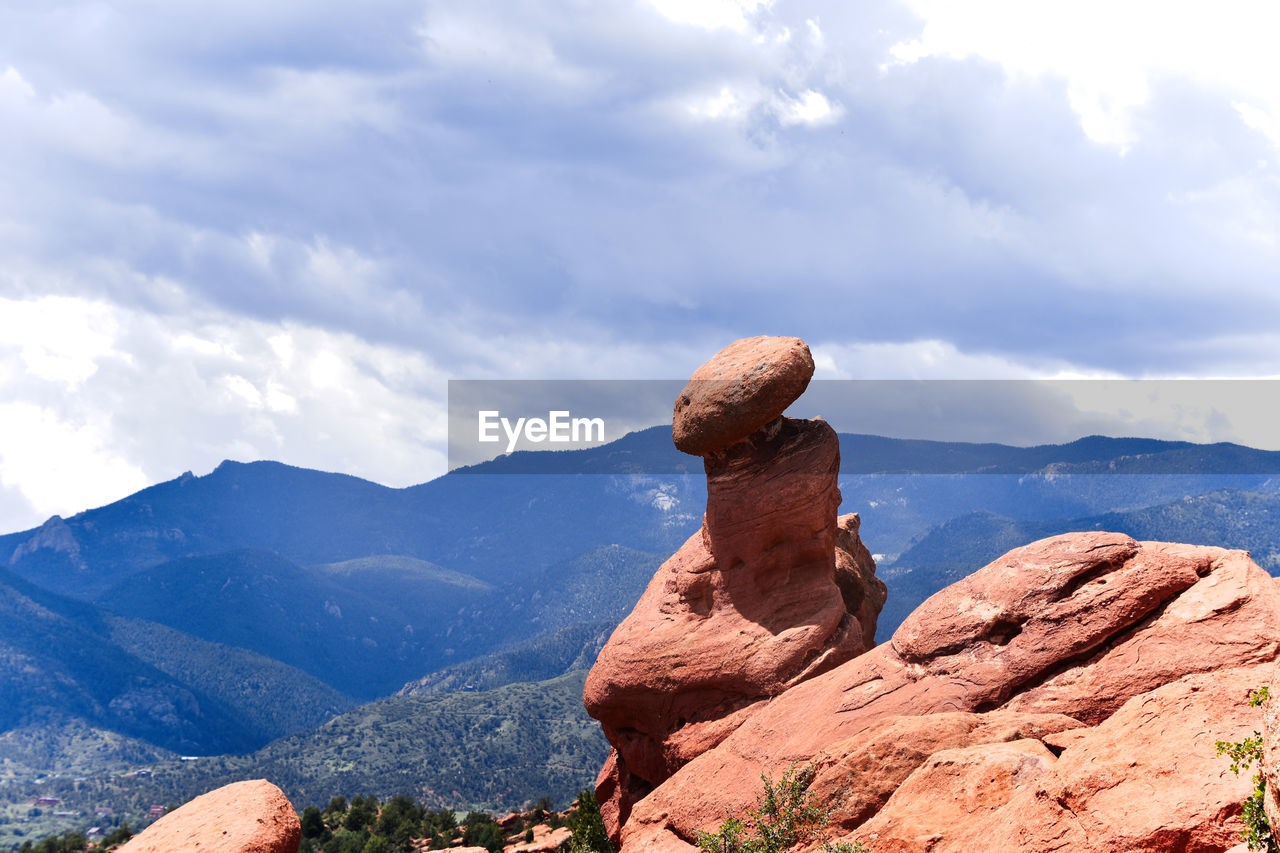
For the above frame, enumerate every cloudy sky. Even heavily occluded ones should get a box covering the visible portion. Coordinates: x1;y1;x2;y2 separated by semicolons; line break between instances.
2;0;1279;531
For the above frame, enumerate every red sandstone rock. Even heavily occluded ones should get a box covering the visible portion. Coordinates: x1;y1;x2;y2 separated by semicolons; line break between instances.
848;665;1265;852
834;513;885;650
586;337;883;842
847;737;1059;851
117;779;300;853
593;337;1280;851
611;535;1280;851
584;417;881;834
672;336;814;456
506;825;572;852
807;710;1083;836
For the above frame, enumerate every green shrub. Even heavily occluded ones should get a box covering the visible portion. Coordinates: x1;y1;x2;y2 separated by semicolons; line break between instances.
565;788;613;853
1216;686;1278;853
694;762;868;853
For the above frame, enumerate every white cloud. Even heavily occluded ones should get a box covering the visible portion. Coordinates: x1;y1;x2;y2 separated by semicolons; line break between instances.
0;401;150;526
890;0;1280;151
809;338;1116;380
686;85;755;121
1235;101;1280;150
775;88;839;126
0;293;451;532
0;296;121;385
645;0;774;33
0;65;34;100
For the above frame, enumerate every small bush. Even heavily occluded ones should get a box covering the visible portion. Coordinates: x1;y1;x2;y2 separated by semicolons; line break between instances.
566;788;614;853
1216;686;1279;853
694;762;869;853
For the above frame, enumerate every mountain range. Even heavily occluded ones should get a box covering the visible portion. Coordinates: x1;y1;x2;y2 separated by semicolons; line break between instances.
3;427;1280;845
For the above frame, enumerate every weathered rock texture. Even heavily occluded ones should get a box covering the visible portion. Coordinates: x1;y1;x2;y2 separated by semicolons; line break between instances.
609;532;1280;852
584;336;885;839
848;666;1264;853
118;779;300;853
672;335;814;455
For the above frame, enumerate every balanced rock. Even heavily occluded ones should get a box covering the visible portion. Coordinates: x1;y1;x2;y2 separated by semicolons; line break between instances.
118;779;300;853
611;534;1280;851
672;335;814;456
585;337;884;840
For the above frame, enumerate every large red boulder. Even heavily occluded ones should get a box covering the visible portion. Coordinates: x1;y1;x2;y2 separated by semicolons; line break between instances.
672;335;814;456
118;779;300;853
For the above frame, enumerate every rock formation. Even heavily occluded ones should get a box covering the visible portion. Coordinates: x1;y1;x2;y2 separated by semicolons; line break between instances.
118;779;301;853
584;335;887;840
588;335;1280;852
609;532;1280;851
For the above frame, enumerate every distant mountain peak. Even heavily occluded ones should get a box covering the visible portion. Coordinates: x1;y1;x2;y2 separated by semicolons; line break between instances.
9;514;83;569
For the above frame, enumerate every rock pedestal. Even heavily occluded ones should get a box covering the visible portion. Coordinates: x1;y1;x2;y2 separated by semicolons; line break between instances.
583;336;885;840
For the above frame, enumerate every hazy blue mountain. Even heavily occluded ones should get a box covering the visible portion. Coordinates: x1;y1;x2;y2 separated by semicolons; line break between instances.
9;671;607;836
876;488;1280;639
96;549;500;698
95;542;662;700
4;427;1280;765
101;616;353;742
846;471;1280;561
399;621;617;697
0;563;352;760
8;428;1276;601
0;566;261;755
0;446;703;601
506;544;664;636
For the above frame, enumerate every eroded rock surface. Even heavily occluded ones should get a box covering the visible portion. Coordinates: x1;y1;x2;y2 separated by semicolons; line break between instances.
118;779;300;853
611;534;1280;851
849;666;1264;853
